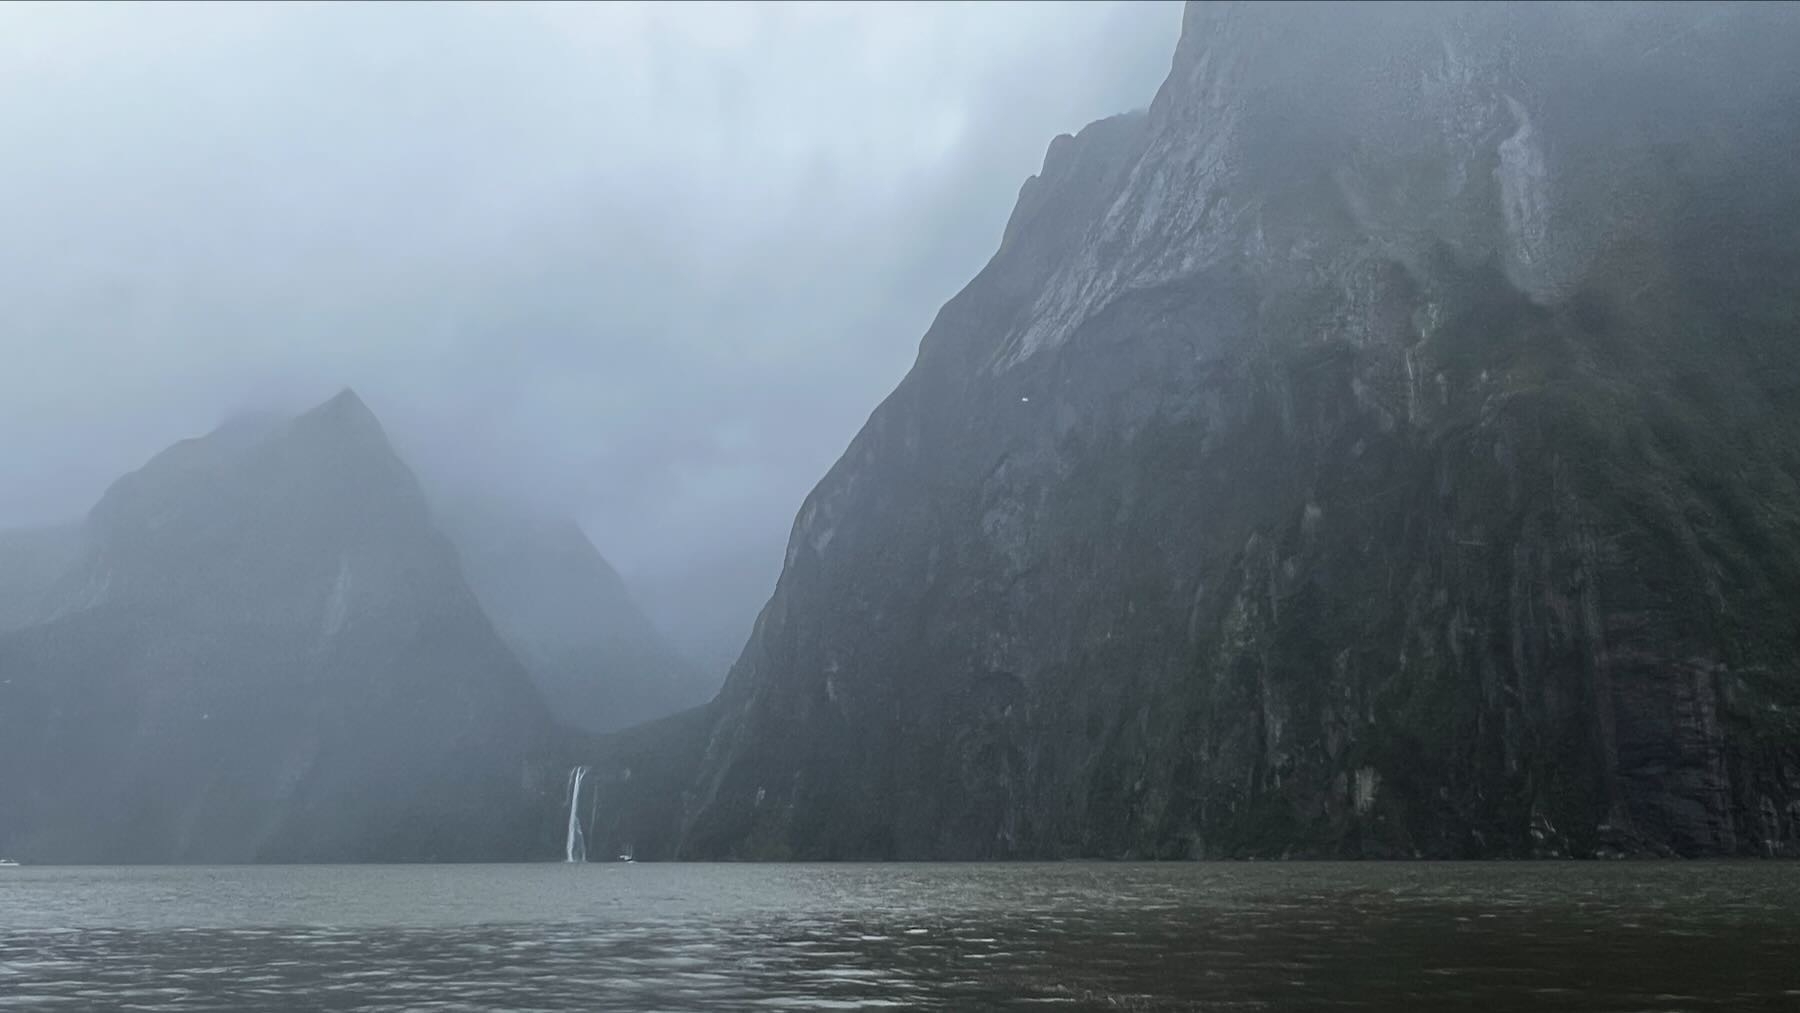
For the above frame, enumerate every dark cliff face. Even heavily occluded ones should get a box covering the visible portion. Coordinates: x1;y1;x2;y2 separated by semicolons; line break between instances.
440;502;713;735
670;2;1800;860
0;390;560;863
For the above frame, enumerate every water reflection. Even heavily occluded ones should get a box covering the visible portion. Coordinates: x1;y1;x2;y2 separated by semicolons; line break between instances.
0;863;1795;1010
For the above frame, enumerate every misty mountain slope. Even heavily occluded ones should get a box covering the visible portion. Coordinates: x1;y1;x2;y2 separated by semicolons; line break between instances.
439;501;713;734
0;524;82;633
665;2;1800;860
0;390;560;863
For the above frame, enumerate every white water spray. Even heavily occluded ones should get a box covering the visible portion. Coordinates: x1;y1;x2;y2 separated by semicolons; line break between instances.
564;765;590;863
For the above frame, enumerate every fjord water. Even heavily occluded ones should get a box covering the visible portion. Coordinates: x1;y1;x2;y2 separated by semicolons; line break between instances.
2;863;1795;1010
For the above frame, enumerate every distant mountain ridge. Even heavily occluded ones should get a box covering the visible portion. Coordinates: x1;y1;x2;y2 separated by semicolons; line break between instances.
437;497;714;735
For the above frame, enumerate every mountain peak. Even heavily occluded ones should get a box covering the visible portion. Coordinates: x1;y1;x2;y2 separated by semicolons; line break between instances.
279;387;403;471
304;385;378;424
3;387;554;863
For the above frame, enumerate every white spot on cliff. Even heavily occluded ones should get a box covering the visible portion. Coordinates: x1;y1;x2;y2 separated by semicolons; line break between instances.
1302;502;1323;536
789;501;833;562
1354;767;1381;815
1403;346;1420;423
1497;95;1552;298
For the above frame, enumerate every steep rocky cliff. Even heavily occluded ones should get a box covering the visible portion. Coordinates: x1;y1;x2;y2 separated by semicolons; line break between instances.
666;2;1800;859
0;391;562;862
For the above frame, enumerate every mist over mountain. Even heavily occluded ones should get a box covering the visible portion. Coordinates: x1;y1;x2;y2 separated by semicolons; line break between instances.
6;1;1800;872
437;498;714;734
0;391;560;862
0;524;82;634
8;6;1800;1012
584;1;1800;861
0;2;1183;683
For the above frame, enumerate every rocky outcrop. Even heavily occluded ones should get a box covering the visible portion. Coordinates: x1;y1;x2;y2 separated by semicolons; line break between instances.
666;2;1800;859
0;390;563;863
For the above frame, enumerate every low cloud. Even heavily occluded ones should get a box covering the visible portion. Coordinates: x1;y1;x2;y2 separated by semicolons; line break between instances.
0;0;1181;669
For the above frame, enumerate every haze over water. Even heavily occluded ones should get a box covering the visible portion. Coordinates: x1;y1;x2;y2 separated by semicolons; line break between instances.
3;863;1796;1010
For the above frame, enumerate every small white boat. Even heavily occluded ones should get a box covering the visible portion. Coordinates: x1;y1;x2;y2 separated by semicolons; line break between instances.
617;845;635;864
0;859;19;867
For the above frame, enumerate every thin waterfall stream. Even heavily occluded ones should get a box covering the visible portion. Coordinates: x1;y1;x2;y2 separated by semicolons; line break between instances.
563;766;589;863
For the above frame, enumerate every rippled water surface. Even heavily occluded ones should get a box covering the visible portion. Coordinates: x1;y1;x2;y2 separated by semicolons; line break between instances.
2;862;1797;1010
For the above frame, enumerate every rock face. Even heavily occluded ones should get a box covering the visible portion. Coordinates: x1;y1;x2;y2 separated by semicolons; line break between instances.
440;502;712;735
0;391;560;862
672;2;1800;859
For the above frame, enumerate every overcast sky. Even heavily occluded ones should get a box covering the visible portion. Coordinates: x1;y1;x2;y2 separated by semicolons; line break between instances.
0;0;1181;672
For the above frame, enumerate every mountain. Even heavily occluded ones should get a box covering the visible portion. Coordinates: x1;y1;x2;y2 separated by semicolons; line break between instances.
438;501;713;734
0;524;82;633
623;2;1800;860
0;390;561;863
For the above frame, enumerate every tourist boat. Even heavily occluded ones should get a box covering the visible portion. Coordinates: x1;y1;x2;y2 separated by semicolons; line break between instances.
0;859;19;867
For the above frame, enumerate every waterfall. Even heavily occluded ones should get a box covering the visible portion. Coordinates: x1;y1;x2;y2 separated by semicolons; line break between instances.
564;765;590;863
588;775;600;843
